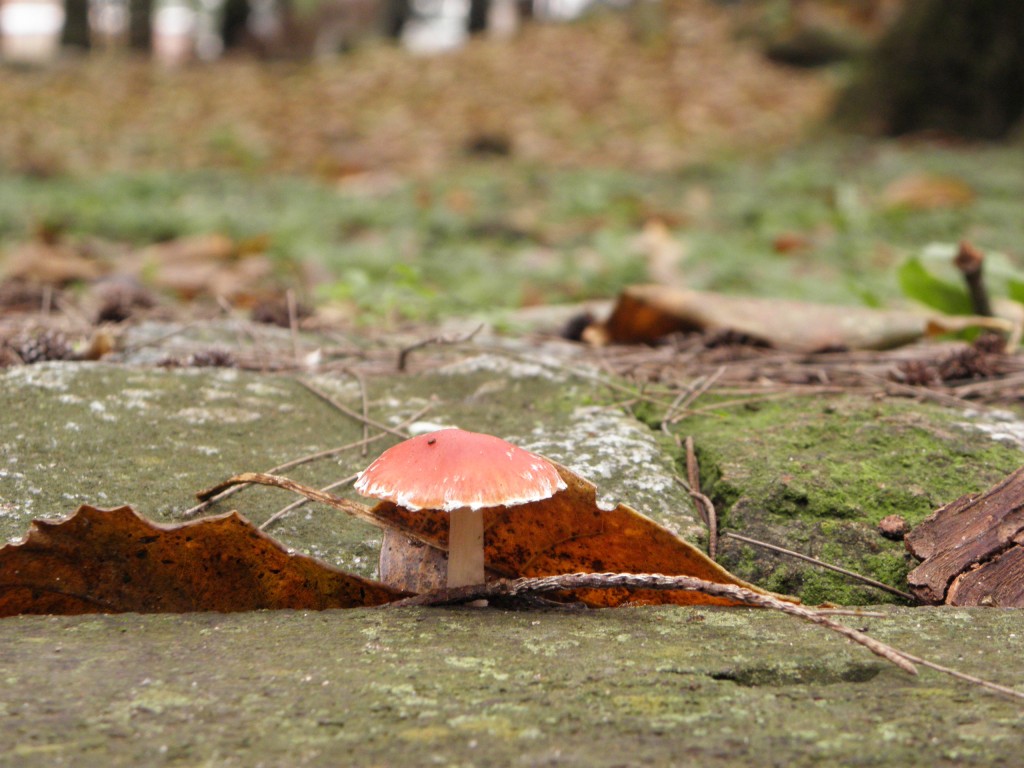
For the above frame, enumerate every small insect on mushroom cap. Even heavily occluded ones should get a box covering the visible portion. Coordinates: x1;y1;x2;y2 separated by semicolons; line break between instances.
354;428;567;511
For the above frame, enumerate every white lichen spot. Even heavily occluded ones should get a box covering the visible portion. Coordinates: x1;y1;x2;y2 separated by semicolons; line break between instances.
200;386;234;402
120;389;158;411
211;368;240;384
88;400;118;423
245;381;289;398
176;407;262;426
522;637;581;657
443;656;509;681
516;406;702;538
4;362;78;391
958;409;1024;449
438;353;566;381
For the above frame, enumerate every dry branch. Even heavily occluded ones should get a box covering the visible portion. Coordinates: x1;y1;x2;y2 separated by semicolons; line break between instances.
392;571;918;674
397;323;484;371
184;403;432;518
724;532;918;603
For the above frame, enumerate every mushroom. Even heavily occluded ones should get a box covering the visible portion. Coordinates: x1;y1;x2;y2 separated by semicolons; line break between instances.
354;428;567;589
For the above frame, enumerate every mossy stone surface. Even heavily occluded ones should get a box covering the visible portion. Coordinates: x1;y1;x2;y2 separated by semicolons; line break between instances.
2;606;1023;767
677;396;1024;604
3;342;1024;765
0;355;697;579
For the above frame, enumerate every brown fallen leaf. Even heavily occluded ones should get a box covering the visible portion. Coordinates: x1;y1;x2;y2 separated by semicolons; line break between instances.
586;284;1014;351
226;465;770;608
881;172;975;211
772;231;815;254
140;233;239;264
125;233;276;303
1;240;108;285
635;218;687;286
906;466;1024;607
0;505;406;617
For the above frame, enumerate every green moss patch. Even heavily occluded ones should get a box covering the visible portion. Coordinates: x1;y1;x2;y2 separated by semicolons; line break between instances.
675;395;1024;604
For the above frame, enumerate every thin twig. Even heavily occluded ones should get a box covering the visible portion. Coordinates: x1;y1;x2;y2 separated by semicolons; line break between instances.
259;473;359;530
183;436;383;517
669;366;726;424
341;367;371;456
286;289;302;365
299;378;409;439
684;436;717;559
201;471;439;551
200;472;378;525
659;387;692;430
492;345;682;413
684;436;699;490
724;531;918;603
898;651;1024;701
182;404;431;517
216;295;279;373
397;323;485;372
390;572;918;675
661;431;717;559
54;295;93;328
876;375;981;410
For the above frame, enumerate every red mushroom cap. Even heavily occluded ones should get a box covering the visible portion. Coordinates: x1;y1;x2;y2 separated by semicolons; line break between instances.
354;428;567;511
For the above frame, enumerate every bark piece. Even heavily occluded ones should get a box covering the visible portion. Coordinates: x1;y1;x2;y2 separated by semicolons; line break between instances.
947;533;1024;607
906;467;1024;605
878;514;908;541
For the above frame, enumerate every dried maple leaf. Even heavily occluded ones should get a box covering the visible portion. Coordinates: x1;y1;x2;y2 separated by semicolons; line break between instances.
226;465;767;607
586;284;1014;351
0;505;406;617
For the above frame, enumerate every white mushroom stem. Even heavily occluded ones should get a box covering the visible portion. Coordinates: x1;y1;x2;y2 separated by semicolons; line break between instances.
447;507;485;589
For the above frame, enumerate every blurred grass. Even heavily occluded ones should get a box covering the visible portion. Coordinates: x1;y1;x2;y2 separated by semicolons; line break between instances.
0;3;1021;324
2;139;1021;323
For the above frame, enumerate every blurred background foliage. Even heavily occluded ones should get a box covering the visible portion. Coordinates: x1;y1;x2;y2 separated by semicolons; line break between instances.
0;0;1021;325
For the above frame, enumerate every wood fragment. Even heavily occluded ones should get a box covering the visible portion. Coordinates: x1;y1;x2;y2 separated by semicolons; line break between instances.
946;539;1024;607
906;466;1024;606
954;240;993;317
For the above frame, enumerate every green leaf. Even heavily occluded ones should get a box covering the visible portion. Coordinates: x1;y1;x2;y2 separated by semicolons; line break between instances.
1007;279;1024;307
897;256;973;315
